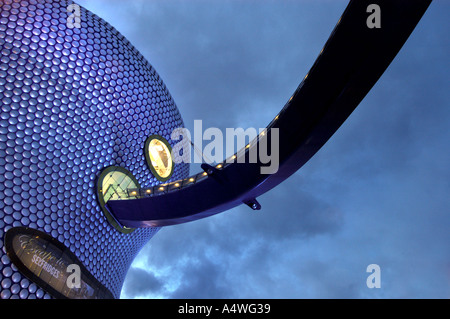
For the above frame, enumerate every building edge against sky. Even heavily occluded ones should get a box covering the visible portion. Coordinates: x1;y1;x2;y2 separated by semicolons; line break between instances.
0;0;189;299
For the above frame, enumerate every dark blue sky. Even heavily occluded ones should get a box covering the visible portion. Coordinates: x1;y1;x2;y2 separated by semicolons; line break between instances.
77;0;449;298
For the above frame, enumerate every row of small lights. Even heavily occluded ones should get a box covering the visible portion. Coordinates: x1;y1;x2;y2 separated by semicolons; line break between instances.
126;137;261;198
125;141;263;198
125;106;294;199
126;169;212;198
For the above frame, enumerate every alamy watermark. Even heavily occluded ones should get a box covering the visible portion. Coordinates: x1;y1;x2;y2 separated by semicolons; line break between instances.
171;120;280;175
366;264;381;288
67;4;81;29
66;264;81;288
67;3;381;30
367;4;381;29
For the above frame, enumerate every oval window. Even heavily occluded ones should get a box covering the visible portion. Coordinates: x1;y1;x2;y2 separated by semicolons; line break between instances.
96;166;140;234
144;135;174;181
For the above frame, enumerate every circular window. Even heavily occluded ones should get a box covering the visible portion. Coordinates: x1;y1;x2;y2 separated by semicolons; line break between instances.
144;135;174;182
96;166;140;234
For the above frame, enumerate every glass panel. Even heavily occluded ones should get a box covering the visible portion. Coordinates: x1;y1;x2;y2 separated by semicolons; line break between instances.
145;135;174;181
96;166;140;234
148;138;173;179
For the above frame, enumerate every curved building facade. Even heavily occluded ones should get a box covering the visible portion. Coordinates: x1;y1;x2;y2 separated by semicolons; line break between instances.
0;0;189;298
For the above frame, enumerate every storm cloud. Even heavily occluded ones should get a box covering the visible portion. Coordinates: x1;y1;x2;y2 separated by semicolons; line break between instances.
76;0;450;299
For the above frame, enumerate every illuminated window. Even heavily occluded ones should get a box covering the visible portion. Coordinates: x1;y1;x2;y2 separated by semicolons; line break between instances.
4;227;114;299
144;135;174;182
96;166;140;234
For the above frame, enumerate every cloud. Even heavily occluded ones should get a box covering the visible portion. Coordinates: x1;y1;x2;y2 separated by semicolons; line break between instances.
77;0;450;299
121;267;165;298
121;177;346;298
168;257;233;299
